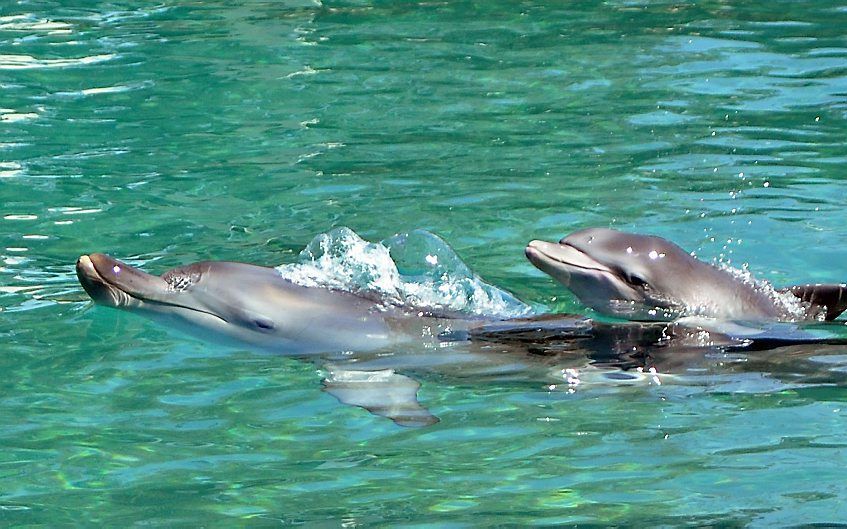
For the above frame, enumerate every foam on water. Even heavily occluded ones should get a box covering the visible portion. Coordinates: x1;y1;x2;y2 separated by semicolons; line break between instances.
276;227;532;319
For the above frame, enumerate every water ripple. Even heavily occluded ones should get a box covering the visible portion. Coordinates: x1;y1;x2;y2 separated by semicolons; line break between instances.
3;2;847;526
0;53;117;70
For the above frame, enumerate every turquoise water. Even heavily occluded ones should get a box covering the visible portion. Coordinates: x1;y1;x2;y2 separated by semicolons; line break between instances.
3;1;847;526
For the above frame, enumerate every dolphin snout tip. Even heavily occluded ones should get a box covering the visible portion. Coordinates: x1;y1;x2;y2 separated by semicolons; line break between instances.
76;253;113;278
76;254;96;278
76;253;114;305
525;240;551;264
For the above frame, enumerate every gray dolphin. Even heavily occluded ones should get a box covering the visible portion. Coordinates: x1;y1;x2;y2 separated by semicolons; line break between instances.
526;227;847;322
77;252;507;426
76;253;471;356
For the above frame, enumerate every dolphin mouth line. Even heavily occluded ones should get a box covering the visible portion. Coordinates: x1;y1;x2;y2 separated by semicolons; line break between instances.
142;297;230;325
78;255;229;324
526;241;614;274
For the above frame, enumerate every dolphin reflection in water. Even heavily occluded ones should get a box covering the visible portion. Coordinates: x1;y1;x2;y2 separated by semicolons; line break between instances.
76;230;847;426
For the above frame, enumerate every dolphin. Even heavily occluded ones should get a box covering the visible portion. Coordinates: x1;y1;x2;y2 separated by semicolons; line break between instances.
526;227;847;322
77;252;496;426
75;253;473;357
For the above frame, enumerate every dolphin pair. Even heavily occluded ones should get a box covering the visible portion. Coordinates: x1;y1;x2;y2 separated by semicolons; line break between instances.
526;227;847;323
80;227;842;360
75;228;847;425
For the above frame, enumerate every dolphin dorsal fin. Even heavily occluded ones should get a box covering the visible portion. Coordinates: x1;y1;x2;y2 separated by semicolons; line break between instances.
782;284;847;321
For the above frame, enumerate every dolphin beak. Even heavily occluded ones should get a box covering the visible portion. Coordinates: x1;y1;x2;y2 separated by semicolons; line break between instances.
76;253;169;307
526;240;617;287
77;254;121;306
526;241;572;286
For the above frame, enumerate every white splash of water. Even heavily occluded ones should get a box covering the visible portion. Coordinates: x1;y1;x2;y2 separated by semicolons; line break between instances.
276;227;532;319
718;263;814;320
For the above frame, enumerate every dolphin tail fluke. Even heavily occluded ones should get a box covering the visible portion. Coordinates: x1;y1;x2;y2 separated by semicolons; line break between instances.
321;367;439;427
783;284;847;321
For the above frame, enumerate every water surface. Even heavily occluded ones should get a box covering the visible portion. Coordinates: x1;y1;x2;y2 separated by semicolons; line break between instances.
3;1;847;526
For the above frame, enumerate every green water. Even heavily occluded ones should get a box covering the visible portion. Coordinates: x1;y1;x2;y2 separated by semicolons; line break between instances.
3;1;847;526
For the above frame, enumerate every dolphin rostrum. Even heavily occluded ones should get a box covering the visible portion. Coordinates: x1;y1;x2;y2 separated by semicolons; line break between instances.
526;227;847;322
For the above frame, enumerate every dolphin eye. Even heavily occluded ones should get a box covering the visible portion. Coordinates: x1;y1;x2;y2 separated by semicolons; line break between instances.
253;318;275;332
628;274;648;288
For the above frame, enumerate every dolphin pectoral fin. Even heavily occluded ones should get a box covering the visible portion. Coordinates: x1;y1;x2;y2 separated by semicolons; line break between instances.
782;284;847;321
321;367;439;427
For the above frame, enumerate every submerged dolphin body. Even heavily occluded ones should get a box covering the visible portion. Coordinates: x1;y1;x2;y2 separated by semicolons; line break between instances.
526;228;847;322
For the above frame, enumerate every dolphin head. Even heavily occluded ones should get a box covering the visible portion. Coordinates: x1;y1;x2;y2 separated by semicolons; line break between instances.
77;253;277;330
76;253;395;354
526;228;720;320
